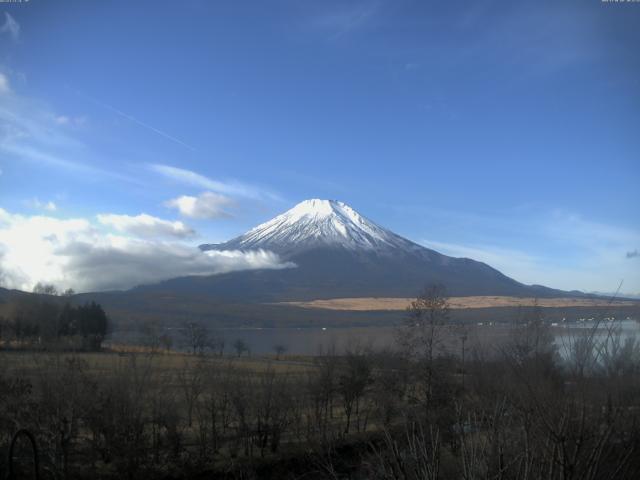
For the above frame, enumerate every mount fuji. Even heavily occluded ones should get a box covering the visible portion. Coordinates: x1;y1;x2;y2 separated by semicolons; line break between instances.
139;199;564;301
202;199;426;254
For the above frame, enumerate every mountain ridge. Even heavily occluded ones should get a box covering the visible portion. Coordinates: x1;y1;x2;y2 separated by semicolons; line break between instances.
149;198;571;301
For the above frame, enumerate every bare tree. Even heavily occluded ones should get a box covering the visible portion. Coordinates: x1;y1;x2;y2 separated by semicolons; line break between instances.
159;332;173;353
141;320;163;353
507;300;556;363
397;284;450;412
273;344;287;360
34;354;93;478
370;423;441;480
177;358;205;427
195;362;235;456
254;368;292;456
181;321;210;355
209;330;225;357
233;338;249;357
33;282;58;296
83;355;155;478
306;344;339;441
338;349;372;434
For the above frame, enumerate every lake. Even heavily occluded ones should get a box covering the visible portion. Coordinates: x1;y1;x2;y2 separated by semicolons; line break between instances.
107;317;640;357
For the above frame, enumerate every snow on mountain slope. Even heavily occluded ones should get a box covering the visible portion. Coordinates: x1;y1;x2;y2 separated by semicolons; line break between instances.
168;199;574;300
203;199;418;254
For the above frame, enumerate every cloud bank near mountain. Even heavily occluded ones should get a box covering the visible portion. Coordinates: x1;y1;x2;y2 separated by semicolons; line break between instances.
97;213;195;239
0;208;294;293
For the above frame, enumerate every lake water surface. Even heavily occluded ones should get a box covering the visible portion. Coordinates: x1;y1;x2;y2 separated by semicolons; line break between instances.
108;317;640;356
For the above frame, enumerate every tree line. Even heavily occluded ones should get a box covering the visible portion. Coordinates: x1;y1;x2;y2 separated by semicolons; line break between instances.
0;285;109;350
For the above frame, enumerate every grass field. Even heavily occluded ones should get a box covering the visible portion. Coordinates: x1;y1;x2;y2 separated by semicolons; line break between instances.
281;295;640;311
0;348;316;380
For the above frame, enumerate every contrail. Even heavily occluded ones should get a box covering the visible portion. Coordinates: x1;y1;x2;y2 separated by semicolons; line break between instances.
76;90;197;152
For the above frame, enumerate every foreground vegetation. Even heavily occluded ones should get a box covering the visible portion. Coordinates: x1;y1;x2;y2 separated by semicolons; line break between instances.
1;288;640;479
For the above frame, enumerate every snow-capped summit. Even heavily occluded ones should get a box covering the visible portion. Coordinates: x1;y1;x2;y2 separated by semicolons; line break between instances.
189;199;566;300
206;199;415;254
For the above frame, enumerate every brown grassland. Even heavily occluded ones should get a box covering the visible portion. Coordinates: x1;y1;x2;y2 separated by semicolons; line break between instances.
281;295;640;311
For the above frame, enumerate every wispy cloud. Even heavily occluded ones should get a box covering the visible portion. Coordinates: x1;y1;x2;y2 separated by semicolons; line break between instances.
627;250;639;259
422;239;545;280
2;143;128;180
421;238;622;294
97;213;195;239
150;164;279;201
459;2;602;77
0;12;20;42
78;91;196;151
0;94;82;149
165;191;235;219
0;72;10;94
55;115;87;127
25;197;57;212
546;210;640;246
310;1;381;40
420;209;640;293
0;80;136;183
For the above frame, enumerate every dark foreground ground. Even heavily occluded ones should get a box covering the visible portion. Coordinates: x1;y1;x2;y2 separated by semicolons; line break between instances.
2;315;640;479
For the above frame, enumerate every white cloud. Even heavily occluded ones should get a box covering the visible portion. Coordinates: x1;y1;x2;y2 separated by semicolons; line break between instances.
422;210;640;294
0;208;93;291
55;115;86;126
97;213;195;239
0;12;19;42
150;164;279;201
165;191;234;219
26;198;57;212
0;208;294;293
0;73;10;94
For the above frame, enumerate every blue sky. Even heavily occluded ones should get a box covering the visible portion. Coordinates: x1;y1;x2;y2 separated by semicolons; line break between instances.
0;0;639;294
